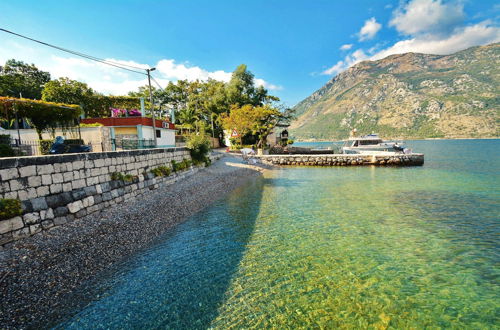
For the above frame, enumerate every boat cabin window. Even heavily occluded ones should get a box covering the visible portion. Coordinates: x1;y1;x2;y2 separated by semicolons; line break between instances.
359;139;382;145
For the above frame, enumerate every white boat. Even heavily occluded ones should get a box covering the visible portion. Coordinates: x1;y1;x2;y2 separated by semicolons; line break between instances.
342;134;408;154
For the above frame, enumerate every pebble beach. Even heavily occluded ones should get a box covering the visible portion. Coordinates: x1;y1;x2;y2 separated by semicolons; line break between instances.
0;155;266;328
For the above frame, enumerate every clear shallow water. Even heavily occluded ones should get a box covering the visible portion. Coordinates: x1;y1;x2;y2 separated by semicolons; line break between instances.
58;140;499;329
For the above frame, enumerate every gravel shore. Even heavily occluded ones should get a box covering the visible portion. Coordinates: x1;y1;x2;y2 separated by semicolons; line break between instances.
0;154;267;329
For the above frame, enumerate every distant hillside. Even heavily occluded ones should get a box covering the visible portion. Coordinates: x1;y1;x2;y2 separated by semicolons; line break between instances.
290;43;499;140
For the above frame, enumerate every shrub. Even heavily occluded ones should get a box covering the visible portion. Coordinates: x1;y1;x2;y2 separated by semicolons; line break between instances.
39;139;53;155
0;199;22;220
79;122;103;127
171;160;179;172
187;133;211;165
0;144;15;157
111;172;125;181
151;165;171;177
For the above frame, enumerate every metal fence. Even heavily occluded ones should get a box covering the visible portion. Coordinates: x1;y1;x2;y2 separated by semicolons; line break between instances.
111;138;156;150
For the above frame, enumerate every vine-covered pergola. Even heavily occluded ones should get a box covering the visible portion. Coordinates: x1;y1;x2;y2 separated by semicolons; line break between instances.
0;97;82;139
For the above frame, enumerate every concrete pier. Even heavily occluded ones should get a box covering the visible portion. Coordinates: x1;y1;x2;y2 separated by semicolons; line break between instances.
259;153;424;166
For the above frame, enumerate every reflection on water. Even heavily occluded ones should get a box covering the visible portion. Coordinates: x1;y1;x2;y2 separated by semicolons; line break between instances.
59;140;499;328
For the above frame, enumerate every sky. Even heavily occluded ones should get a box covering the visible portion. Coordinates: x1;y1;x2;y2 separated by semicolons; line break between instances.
0;0;498;107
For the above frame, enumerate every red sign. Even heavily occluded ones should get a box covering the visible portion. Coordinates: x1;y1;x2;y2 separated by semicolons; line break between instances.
231;129;239;137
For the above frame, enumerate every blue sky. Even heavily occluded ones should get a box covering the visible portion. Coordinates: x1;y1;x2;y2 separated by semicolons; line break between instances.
0;0;498;106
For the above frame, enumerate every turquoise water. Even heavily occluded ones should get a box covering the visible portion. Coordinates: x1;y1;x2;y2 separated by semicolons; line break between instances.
58;140;499;329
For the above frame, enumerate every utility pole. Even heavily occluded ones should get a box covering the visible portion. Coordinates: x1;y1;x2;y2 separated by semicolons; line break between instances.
146;68;157;147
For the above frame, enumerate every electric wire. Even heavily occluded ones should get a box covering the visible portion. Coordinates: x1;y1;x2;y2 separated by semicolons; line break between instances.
0;28;149;75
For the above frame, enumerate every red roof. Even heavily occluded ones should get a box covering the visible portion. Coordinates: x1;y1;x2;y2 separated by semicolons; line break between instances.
81;117;175;129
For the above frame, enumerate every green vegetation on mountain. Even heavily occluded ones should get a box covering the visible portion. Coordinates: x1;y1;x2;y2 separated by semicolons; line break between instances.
290;43;500;140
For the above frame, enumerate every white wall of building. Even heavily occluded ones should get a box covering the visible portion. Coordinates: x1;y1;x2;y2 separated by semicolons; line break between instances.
142;126;175;147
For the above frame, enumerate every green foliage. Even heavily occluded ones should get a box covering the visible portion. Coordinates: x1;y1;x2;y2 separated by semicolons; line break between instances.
0;143;15;157
151;165;171;177
39;139;52;155
0;59;51;100
186;133;211;164
110;172;137;182
42;77;95;110
0;97;82;139
79;122;103;127
0;199;22;220
171;158;192;172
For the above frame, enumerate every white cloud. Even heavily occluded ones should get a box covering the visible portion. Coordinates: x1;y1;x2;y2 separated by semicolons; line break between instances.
358;17;382;41
372;21;500;60
340;44;353;50
390;0;465;37
0;38;281;95
322;49;369;75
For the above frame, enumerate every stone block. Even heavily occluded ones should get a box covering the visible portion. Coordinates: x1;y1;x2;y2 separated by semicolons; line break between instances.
66;163;73;171
40;208;54;220
21;200;33;213
0;232;14;245
72;189;87;200
82;196;94;208
12;227;30;240
18;188;37;201
73;171;80;180
72;179;86;190
86;177;98;186
9;179;25;191
36;186;50;197
53;217;67;226
41;220;54;229
62;182;73;192
84;160;94;168
52;173;64;184
92;195;103;205
50;183;63;194
46;192;73;208
0;217;24;234
63;172;73;182
31;197;48;211
84;186;97;196
102;192;112;201
94;159;105;167
19;165;37;178
41;174;52;185
0;168;19;181
37;164;54;175
54;206;69;217
75;209;87;218
73;160;84;170
29;224;42;235
68;200;84;214
100;182;111;192
23;212;40;225
0;181;9;194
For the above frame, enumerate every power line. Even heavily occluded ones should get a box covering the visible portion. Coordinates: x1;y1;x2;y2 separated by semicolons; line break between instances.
150;76;165;90
0;27;148;75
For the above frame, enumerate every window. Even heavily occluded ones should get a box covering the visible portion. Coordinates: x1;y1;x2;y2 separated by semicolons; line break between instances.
156;130;161;138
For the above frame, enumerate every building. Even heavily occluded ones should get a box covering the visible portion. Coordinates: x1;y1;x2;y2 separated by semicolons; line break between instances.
81;117;176;150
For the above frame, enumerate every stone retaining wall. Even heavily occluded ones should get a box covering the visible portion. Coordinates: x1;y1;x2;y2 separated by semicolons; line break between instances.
260;153;424;166
0;148;205;247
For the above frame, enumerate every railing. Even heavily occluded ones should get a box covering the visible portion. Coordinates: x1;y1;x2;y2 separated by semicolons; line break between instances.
8;138;106;156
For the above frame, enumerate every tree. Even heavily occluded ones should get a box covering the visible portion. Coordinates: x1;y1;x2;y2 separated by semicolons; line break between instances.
221;104;293;148
0;59;51;99
42;77;95;111
226;64;279;107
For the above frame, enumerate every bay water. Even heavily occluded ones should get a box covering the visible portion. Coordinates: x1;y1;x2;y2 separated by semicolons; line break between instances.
58;139;499;329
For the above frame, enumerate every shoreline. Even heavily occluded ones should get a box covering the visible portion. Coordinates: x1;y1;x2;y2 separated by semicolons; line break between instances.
294;137;500;143
0;155;267;328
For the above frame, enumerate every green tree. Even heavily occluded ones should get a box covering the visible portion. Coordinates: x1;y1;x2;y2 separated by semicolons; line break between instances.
0;59;51;99
42;77;95;111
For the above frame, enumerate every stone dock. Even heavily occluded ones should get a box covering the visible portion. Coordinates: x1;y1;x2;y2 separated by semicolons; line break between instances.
258;153;424;166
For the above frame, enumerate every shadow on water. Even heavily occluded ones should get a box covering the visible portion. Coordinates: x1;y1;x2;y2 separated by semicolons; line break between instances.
54;177;265;329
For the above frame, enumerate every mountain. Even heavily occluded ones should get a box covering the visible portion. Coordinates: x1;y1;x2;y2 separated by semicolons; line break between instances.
290;43;499;140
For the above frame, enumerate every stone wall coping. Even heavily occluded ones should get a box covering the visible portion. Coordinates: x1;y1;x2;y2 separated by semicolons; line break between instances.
0;147;188;169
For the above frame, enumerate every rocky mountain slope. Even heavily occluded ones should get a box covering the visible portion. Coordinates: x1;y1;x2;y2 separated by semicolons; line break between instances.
290;43;499;140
